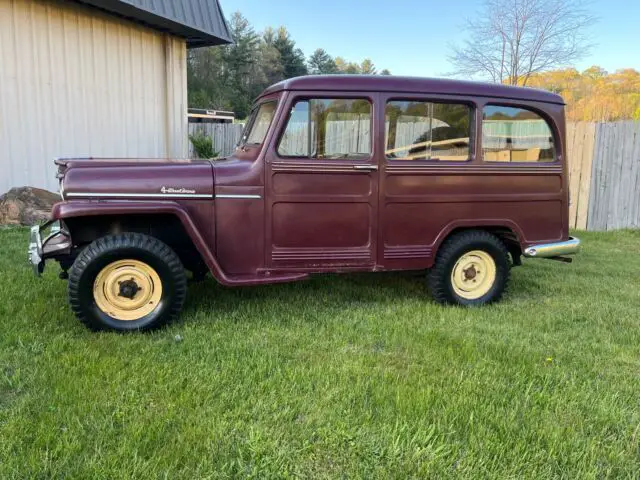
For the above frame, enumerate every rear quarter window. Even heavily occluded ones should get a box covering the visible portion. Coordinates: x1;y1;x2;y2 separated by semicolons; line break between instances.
482;105;555;163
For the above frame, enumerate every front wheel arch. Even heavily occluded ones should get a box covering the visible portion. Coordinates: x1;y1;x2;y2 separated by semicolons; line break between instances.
52;200;231;284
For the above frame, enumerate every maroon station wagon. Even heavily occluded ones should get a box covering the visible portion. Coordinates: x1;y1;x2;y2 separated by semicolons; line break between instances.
29;76;580;332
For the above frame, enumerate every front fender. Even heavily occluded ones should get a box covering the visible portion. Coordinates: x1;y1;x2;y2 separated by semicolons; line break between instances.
51;200;237;286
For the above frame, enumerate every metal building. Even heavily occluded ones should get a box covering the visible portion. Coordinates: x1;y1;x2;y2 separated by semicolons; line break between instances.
0;0;232;193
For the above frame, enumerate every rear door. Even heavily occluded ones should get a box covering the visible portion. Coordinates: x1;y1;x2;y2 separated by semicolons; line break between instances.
264;91;379;271
378;94;476;269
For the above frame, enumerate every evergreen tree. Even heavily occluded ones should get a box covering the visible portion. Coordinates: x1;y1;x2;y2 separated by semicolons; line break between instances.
222;12;261;118
360;58;377;75
272;27;308;78
186;12;393;117
308;49;337;75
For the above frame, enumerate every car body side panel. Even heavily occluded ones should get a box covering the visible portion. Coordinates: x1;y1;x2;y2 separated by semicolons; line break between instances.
51;200;305;286
376;93;568;270
214;186;265;275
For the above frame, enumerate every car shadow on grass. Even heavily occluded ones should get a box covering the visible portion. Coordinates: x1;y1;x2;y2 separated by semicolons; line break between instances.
181;270;431;318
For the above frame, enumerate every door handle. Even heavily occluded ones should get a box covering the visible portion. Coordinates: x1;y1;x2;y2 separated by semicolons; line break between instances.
353;165;378;171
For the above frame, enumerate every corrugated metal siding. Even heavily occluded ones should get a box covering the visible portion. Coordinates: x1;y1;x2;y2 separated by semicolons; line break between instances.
76;0;233;46
0;0;188;193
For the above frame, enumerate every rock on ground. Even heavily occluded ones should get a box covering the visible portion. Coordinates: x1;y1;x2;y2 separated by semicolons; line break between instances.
0;187;59;226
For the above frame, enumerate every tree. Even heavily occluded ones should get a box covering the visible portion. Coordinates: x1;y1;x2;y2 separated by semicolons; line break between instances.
335;57;361;74
448;0;596;86
271;27;308;78
526;66;640;121
259;29;286;85
222;12;262;117
360;59;377;75
380;69;392;76
186;12;394;116
308;48;337;75
187;47;225;108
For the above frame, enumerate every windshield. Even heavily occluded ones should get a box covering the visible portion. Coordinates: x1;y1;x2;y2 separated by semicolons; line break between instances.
243;101;277;145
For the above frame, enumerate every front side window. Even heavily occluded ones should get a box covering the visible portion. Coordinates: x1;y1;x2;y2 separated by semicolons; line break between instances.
244;102;277;145
385;101;471;161
482;105;555;162
277;98;371;159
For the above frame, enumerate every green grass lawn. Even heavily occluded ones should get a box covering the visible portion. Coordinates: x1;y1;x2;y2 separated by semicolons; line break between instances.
1;228;639;478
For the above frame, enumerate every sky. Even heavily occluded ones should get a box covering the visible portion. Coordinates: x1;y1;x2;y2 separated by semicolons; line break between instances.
223;0;640;78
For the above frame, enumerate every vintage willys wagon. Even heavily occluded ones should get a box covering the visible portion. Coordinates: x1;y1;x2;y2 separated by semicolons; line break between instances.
30;75;579;331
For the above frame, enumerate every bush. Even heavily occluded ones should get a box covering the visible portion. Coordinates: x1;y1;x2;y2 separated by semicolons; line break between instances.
189;133;219;159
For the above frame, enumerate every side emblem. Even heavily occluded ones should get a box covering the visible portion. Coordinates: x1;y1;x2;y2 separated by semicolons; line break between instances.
161;186;196;195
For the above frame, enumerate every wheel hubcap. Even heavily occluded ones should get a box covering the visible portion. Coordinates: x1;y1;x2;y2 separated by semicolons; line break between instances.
451;250;497;300
93;259;162;321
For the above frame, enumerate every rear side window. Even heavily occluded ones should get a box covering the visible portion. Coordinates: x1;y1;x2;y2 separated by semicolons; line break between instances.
385;101;471;161
277;98;371;159
483;105;555;162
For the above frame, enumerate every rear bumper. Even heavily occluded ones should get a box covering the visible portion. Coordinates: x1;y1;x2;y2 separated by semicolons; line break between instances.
28;221;72;275
523;237;580;258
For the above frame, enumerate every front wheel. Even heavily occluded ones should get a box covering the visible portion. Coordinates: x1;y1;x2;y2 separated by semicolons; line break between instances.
68;233;187;331
428;230;510;306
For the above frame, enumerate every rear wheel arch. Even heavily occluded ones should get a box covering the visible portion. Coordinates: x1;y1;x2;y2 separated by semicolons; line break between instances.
432;222;524;265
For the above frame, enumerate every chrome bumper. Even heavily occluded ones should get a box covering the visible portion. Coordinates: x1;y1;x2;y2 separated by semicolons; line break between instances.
523;237;581;258
28;221;72;276
28;225;45;275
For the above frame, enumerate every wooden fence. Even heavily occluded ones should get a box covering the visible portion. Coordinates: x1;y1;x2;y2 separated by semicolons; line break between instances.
189;121;640;231
568;121;640;231
188;123;244;158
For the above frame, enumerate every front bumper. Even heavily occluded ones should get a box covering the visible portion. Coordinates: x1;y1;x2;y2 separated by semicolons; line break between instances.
28;221;72;275
523;237;581;259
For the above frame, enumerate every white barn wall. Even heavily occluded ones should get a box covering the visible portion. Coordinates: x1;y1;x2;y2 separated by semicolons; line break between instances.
0;0;188;193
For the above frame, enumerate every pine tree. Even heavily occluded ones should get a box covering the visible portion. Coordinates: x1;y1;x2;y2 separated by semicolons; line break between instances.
308;49;337;75
272;27;308;78
360;59;377;75
223;12;261;117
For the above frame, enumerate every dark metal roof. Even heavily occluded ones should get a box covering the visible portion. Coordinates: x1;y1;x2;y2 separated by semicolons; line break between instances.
260;75;565;105
73;0;233;47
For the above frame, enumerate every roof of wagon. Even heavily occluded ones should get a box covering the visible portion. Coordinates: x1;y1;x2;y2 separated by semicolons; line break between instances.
260;75;565;105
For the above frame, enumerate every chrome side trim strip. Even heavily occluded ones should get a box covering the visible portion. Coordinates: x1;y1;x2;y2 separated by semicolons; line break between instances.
65;192;213;199
64;192;262;200
524;237;581;258
215;194;262;199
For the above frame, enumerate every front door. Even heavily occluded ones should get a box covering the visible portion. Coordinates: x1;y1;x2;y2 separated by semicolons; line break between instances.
265;92;379;271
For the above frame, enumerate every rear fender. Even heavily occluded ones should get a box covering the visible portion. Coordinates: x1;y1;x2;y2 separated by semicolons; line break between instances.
51;201;237;286
431;219;527;264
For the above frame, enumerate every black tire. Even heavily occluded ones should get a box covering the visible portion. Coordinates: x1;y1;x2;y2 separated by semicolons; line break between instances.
428;230;510;306
68;233;187;332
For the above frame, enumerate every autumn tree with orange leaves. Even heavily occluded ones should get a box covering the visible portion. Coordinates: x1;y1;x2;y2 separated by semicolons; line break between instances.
527;67;640;121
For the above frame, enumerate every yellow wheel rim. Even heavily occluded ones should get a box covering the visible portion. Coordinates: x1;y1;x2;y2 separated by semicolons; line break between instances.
93;259;162;321
451;250;497;300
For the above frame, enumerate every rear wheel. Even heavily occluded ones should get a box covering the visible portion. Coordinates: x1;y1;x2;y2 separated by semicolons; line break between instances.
68;233;187;331
428;230;510;306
